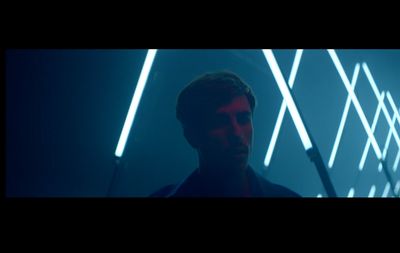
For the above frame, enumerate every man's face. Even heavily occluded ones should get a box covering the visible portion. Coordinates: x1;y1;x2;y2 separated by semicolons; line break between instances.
198;95;253;171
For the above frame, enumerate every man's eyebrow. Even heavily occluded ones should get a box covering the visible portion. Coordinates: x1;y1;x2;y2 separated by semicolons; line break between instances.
214;112;229;117
237;111;251;115
214;110;251;115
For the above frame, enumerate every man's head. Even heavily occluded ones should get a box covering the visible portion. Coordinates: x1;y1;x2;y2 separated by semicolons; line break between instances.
176;71;257;172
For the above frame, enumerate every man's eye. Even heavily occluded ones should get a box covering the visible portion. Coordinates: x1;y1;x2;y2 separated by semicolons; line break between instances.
210;116;229;128
237;113;251;125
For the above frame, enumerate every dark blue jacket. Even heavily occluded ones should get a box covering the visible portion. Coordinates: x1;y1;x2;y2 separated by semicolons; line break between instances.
150;166;301;197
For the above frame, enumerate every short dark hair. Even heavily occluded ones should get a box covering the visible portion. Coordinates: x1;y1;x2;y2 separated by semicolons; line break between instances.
176;71;256;130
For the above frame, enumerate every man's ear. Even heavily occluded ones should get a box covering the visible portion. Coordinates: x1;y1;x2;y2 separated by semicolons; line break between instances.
183;127;201;149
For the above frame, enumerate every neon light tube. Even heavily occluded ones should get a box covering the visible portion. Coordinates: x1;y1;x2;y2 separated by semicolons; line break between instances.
115;49;158;157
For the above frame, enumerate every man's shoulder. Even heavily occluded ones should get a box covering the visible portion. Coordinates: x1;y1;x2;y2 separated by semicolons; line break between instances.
148;169;200;197
252;170;301;197
264;181;302;197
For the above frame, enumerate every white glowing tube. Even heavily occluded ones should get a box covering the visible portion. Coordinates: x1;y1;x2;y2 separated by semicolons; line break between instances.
386;92;400;172
368;185;376;198
359;92;384;171
382;113;397;160
264;49;304;167
386;91;400;124
382;182;391;197
347;187;355;198
362;64;400;150
395;181;400;195
393;150;400;172
328;63;360;168
115;49;158;158
328;50;382;160
262;49;313;151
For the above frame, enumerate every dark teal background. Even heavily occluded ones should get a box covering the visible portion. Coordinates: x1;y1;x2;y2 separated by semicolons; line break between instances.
6;49;400;197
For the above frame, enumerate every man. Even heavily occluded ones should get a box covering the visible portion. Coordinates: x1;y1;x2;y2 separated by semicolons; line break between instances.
151;71;300;197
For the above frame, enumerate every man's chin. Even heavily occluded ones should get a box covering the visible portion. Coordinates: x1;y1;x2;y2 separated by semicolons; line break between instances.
208;153;249;169
227;156;248;170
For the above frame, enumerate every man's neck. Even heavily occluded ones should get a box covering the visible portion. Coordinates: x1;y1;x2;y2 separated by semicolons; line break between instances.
198;162;247;177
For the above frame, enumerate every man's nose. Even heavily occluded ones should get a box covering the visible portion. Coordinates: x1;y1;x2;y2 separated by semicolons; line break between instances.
228;123;245;146
230;119;244;138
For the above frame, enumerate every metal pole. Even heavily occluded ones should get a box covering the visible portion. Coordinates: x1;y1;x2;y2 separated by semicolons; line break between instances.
306;147;337;197
107;156;122;197
380;158;399;197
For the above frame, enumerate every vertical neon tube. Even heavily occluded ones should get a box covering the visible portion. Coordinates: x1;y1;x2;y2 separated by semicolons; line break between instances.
115;49;158;158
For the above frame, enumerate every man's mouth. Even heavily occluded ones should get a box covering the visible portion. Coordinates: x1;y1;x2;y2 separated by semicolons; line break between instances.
230;146;248;155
